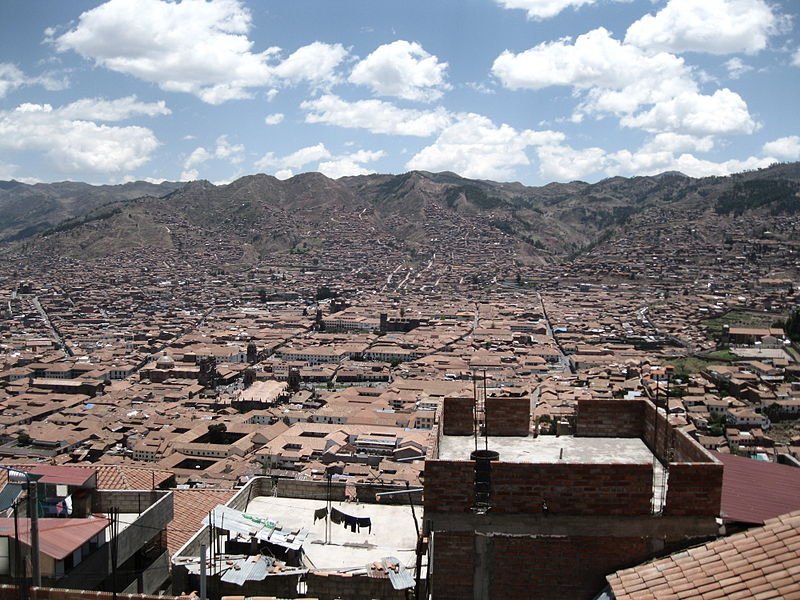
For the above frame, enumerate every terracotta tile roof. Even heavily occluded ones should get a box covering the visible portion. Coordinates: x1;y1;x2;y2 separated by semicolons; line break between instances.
0;463;173;490
607;510;800;599
166;488;236;556
94;465;174;490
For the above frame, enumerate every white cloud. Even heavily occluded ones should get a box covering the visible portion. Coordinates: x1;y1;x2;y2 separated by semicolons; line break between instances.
535;144;608;181
492;28;689;93
180;168;200;181
54;0;348;104
184;147;212;170
58;96;170;121
213;135;245;164
181;134;245;179
264;113;284;125
640;133;715;154
301;94;452;137
271;41;347;89
762;136;800;160
349;40;450;102
0;64;28;98
625;0;782;55
535;139;775;181
725;57;753;79
793;49;800;67
0;63;68;98
0;99;161;174
318;149;386;178
407;113;564;180
494;0;613;20
492;27;757;135
255;143;384;179
55;0;273;104
255;143;331;172
621;88;758;135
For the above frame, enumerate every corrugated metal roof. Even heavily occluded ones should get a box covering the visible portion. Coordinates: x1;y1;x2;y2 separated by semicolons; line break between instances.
15;465;96;487
366;556;414;590
203;505;309;551
220;555;273;585
713;451;800;525
0;516;109;559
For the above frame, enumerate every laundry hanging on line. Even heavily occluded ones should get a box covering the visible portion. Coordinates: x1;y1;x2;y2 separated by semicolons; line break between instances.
330;507;371;533
314;507;328;522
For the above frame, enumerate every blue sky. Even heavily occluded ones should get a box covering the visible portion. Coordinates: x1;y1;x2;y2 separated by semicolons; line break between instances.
0;0;798;185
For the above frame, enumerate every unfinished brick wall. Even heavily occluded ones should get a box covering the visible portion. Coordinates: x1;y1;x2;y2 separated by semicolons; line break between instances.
424;460;474;512
442;396;474;435
490;463;652;515
575;399;644;438
485;396;530;436
306;572;406;600
430;532;475;600
488;534;651;600
424;460;653;515
664;462;723;517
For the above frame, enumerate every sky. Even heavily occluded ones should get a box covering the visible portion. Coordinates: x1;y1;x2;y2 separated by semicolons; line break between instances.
0;0;799;186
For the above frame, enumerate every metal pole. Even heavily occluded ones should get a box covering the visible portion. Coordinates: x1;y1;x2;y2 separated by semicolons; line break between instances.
28;480;40;587
14;500;23;600
199;544;207;600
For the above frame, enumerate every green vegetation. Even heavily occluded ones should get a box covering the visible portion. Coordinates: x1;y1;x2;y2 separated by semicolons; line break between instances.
701;349;739;361
668;356;727;381
785;308;800;342
715;179;800;215
702;309;781;340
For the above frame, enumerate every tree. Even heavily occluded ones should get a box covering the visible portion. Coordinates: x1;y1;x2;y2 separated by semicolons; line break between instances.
763;402;783;423
708;412;727;437
17;432;32;446
207;423;227;443
315;286;334;301
785;308;800;342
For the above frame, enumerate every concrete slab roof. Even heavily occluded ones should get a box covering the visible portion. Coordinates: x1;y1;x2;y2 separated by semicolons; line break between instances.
438;434;654;464
246;496;418;571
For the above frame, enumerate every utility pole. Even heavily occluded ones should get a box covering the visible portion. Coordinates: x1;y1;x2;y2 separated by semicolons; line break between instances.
28;480;40;588
3;469;40;588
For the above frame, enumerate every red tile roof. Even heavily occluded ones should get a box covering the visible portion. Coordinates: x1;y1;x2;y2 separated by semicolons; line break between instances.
0;463;173;490
607;510;800;599
713;451;800;525
166;489;235;556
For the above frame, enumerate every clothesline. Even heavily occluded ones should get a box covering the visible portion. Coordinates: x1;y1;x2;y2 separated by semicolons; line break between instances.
313;506;372;534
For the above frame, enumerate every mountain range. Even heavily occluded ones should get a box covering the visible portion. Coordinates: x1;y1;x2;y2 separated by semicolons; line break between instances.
2;163;799;267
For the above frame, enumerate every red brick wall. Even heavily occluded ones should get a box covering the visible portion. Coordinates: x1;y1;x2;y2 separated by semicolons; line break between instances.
424;460;475;512
425;460;653;515
488;534;651;600
442;396;474;435
485;396;530;436
575;399;644;438
430;532;475;600
490;463;652;515
664;462;723;516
